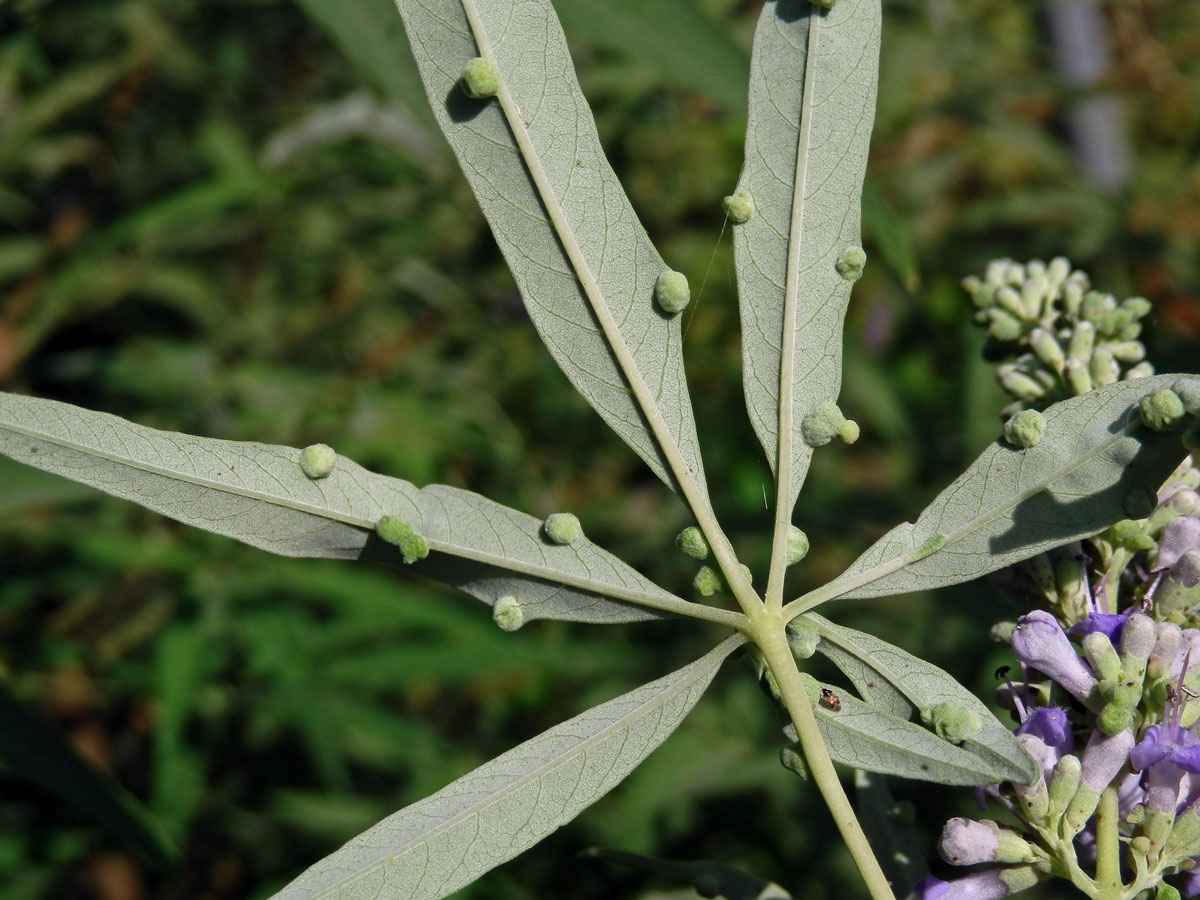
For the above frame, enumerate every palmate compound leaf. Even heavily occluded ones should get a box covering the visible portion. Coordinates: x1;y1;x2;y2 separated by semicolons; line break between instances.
733;0;880;511
805;374;1200;605
267;635;744;900
0;392;740;626
801;613;1036;785
395;0;709;501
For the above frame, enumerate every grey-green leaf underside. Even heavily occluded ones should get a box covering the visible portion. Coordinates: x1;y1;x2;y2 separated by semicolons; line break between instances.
0;392;681;624
805;613;1036;785
268;636;743;900
824;374;1199;602
788;687;1019;786
733;0;879;509
396;0;707;500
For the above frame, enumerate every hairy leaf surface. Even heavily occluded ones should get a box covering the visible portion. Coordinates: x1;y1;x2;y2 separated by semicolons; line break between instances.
268;636;743;900
788;687;1020;786
733;0;880;509
0;392;704;624
820;375;1199;602
805;614;1036;784
396;0;708;500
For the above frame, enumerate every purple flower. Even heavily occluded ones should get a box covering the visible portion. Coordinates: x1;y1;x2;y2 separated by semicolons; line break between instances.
1010;610;1097;701
1185;869;1200;898
1130;722;1200;774
1068;609;1131;643
914;868;1035;900
1016;707;1073;756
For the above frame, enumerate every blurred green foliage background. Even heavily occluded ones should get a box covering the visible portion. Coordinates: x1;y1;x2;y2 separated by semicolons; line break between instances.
1;0;1198;898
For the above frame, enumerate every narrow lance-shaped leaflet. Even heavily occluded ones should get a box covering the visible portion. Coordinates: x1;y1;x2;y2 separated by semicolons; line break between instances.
793;374;1200;608
0;393;741;627
267;635;745;900
395;0;708;504
732;0;879;514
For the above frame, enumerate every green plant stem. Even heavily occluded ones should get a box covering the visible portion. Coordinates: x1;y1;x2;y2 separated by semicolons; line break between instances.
1095;785;1122;896
753;612;897;900
459;0;760;618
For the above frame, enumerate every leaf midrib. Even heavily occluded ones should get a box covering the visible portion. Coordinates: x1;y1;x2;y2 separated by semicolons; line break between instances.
2;414;740;625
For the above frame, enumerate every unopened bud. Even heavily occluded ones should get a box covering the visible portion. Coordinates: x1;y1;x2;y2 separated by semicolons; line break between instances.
1065;357;1093;395
1001;371;1046;402
1030;329;1065;372
1083;631;1122;682
1148;623;1184;682
1048;754;1082;821
1109;340;1146;363
1090;346;1119;387
1125;362;1155;380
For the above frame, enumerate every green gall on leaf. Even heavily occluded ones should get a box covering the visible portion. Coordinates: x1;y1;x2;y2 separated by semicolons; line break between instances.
298;443;336;479
654;270;691;315
800;403;856;447
834;246;867;281
785;526;809;566
786;620;820;659
927;702;982;743
798;672;822;707
779;743;808;780
492;595;525;632
1123;488;1157;520
721;193;755;224
676;526;709;560
1140;388;1187;431
460;56;499;99
375;515;430;564
693;565;721;597
1003;409;1047;449
542;512;583;545
1174;379;1200;414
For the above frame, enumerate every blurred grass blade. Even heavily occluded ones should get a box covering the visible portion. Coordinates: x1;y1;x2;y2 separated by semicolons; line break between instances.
804;613;1035;784
861;181;919;293
0;679;176;868
0;393;736;626
293;0;436;132
396;0;710;502
268;635;744;900
582;847;791;900
553;0;749;114
817;374;1199;603
733;0;880;511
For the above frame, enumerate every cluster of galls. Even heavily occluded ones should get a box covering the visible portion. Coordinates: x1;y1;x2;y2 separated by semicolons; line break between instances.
919;457;1200;900
963;258;1155;417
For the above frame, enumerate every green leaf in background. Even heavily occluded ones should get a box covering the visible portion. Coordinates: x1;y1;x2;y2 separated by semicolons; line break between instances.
291;0;439;135
861;181;919;293
553;0;749;115
0;679;177;868
267;635;744;900
815;374;1199;603
581;847;791;900
0;457;94;515
803;613;1036;785
0;393;737;626
732;0;880;511
396;0;710;502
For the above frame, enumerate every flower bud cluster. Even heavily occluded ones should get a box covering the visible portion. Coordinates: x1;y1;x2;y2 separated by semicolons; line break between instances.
962;258;1155;416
